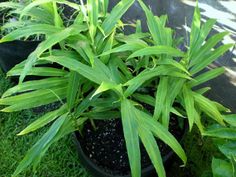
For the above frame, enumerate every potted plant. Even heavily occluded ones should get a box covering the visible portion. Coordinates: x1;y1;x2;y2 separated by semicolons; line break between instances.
0;0;235;177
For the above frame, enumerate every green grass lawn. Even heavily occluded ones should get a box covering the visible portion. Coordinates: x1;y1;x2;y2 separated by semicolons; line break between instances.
0;71;90;177
0;70;220;177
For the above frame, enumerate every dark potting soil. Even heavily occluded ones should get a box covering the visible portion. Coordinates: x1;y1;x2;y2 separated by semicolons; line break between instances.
78;117;184;176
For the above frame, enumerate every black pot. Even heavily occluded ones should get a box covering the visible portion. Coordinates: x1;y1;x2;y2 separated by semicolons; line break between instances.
75;132;173;177
0;40;40;72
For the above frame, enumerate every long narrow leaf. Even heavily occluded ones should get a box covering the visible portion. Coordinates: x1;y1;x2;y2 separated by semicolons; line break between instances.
121;99;141;177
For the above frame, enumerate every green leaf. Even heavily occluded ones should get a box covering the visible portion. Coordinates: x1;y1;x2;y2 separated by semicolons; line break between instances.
189;3;201;53
67;71;80;110
75;90;99;117
182;84;195;130
40;56;111;84
190;32;229;67
19;0;81;19
88;0;98;42
121;99;141;177
99;0;108;16
138;0;171;46
136;20;142;33
133;93;155;106
91;82;122;99
0;2;21;9
2;77;68;98
203;125;236;139
7;67;68;77
95;0;135;48
212;158;233;177
124;66;191;97
154;77;168;120
0;87;67;112
100;40;148;56
223;114;236;127
12;114;75;177
0;24;61;43
100;0;135;36
194;92;225;125
158;59;190;75
82;110;120;120
194;19;216;52
52;2;64;27
138;124;166;177
100;31;115;64
128;46;185;59
136;109;187;165
18;104;68;135
19;26;85;83
189;67;225;87
190;41;232;74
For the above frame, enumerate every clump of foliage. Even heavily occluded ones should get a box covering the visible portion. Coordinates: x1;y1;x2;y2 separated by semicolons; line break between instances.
0;1;235;177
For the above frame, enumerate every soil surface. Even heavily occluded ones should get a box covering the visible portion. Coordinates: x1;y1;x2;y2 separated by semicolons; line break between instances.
77;116;184;176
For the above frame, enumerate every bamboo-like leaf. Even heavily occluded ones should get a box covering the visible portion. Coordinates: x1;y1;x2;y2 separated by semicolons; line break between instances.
161;78;185;127
182;84;195;130
18;104;68;135
128;46;185;59
19;0;81;19
67;71;80;110
203;125;236;139
40;56;110;84
194;93;225;125
0;87;67;112
189;67;225;87
121;99;141;177
138;124;166;177
133;93;155;106
189;32;230;68
223;114;236;127
7;67;68;77
13;114;75;177
91;82;122;99
212;158;233;177
0;24;61;43
100;0;135;36
0;2;22;9
124;66;191;97
189;3;201;53
136;109;187;165
52;2;63;27
95;0;135;49
100;31;115;64
154;77;168;120
88;0;98;42
193;19;216;52
195;87;211;94
75;90;99;117
2;77;68;98
136;20;142;33
138;0;169;45
100;40;148;56
158;59;190;75
190;44;233;74
214;102;230;113
19;27;81;83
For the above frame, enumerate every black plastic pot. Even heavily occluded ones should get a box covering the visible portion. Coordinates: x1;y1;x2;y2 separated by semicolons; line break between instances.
74;121;184;177
74;131;178;177
0;40;40;72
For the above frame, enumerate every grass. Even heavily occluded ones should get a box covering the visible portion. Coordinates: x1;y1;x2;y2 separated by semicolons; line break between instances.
0;70;222;177
0;70;90;177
